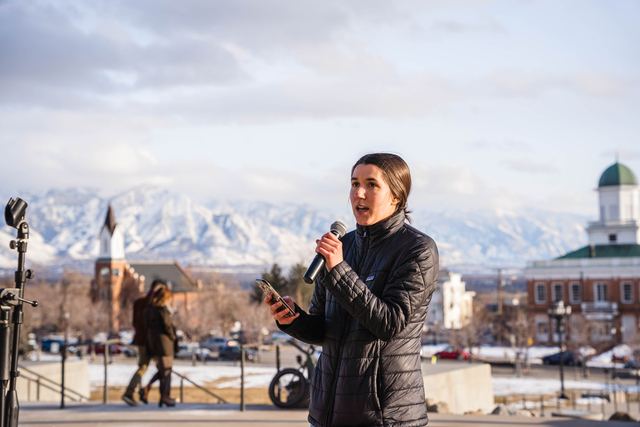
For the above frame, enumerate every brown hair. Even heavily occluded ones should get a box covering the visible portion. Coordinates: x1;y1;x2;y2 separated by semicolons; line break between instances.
147;279;167;297
151;285;172;307
351;153;412;223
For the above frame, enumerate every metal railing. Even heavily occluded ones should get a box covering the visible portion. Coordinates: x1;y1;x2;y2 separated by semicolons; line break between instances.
495;376;640;419
94;338;239;407
173;370;228;404
30;337;265;411
239;341;263;412
581;302;618;313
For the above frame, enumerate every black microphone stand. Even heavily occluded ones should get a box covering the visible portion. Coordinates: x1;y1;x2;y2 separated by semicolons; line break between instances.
1;198;38;427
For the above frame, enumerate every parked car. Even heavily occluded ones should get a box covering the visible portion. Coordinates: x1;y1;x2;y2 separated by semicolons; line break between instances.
219;344;259;362
201;337;235;353
41;338;64;353
434;346;470;361
541;351;583;366
175;342;212;360
624;359;640;369
93;343;125;355
268;331;290;344
41;338;76;354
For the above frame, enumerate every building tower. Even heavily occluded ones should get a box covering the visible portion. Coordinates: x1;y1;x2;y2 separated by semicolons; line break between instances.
93;205;127;332
587;162;640;245
526;161;640;346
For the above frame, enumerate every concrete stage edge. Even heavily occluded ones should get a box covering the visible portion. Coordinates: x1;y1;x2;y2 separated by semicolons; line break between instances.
18;402;627;426
422;361;494;414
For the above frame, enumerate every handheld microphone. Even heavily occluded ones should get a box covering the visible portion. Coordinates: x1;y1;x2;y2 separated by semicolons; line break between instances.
303;220;348;284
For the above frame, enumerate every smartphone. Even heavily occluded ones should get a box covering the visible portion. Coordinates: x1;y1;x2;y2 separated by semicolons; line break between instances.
255;279;296;317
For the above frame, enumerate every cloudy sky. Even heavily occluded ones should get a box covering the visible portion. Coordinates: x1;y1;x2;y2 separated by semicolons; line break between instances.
1;0;639;217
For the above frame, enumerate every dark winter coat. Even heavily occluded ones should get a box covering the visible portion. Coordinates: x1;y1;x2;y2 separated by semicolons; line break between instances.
145;304;176;357
280;210;439;427
132;295;151;346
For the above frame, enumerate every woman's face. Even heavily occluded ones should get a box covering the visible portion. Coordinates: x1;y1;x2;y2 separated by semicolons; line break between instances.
350;164;399;226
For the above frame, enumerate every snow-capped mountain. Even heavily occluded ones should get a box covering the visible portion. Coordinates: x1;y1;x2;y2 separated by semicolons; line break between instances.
0;186;589;273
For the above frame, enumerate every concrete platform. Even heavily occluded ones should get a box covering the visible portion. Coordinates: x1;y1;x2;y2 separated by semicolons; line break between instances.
17;401;630;426
422;361;494;414
18;360;90;402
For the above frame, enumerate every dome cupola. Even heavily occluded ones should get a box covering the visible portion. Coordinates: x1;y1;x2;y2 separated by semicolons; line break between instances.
598;162;637;187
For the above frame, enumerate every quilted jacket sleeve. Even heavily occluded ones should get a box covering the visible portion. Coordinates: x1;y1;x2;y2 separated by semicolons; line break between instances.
276;277;326;345
322;236;438;341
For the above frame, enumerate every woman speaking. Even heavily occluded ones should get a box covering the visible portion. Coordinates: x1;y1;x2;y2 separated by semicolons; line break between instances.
265;153;439;427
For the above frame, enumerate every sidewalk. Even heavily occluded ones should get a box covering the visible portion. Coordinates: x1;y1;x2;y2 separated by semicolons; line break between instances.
17;401;635;426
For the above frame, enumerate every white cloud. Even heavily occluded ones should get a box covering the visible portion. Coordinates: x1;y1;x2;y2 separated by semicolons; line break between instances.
0;0;639;219
409;162;528;211
503;159;557;174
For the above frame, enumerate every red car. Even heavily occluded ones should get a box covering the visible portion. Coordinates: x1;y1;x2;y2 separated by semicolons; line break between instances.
93;343;124;355
434;346;470;361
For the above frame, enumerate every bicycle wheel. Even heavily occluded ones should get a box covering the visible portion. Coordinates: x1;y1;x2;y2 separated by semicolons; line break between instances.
268;368;309;408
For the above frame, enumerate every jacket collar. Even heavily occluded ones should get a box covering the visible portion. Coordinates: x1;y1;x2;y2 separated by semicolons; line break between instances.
356;209;405;247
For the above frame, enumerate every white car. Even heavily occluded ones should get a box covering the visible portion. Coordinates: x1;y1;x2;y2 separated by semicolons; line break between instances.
175;342;211;360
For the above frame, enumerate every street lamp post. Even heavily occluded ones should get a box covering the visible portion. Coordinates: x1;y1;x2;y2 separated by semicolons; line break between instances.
548;301;572;400
611;327;617;381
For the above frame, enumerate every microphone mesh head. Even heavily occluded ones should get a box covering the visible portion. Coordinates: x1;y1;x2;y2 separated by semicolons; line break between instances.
330;220;348;238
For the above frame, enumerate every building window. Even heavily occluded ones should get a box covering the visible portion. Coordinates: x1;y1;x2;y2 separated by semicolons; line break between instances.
590;321;615;343
535;315;549;343
595;282;608;302
622;282;633;304
570;282;581;303
553;283;563;303
609;205;619;219
535;283;546;304
609;234;617;243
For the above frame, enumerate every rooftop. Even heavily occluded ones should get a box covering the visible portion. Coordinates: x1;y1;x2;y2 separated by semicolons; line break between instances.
557;244;640;259
598;162;637;187
128;261;202;293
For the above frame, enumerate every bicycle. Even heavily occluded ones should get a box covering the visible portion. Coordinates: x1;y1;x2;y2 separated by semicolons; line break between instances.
269;339;317;408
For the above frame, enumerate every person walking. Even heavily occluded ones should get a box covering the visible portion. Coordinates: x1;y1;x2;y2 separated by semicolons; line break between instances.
143;285;178;407
265;153;439;426
122;279;167;406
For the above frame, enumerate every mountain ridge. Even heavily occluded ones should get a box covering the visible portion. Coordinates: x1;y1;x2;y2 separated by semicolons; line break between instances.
0;186;590;274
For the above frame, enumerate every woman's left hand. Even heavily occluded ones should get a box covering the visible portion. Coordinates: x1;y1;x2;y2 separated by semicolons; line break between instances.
316;231;343;272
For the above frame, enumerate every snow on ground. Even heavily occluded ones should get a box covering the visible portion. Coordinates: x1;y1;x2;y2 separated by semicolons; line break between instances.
27;353;64;362
88;363;277;391
492;377;611;396
586;344;632;368
421;344;611;365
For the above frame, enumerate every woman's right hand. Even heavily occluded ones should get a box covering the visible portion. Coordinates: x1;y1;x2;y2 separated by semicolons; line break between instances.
264;294;299;325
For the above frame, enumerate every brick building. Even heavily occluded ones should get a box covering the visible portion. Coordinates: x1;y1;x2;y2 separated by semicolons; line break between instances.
91;206;202;332
525;162;640;346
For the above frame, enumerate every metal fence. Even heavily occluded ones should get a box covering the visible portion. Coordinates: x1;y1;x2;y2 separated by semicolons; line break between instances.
496;382;640;418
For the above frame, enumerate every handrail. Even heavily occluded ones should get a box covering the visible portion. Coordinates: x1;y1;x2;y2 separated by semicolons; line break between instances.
18;365;90;402
172;370;228;404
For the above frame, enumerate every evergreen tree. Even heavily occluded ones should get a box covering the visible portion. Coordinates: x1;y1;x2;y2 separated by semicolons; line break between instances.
286;262;314;311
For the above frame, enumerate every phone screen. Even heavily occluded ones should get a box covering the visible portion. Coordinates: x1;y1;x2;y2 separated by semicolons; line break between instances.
255;279;295;316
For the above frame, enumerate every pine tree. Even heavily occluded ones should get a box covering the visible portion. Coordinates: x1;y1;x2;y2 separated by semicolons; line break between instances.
286;263;314;311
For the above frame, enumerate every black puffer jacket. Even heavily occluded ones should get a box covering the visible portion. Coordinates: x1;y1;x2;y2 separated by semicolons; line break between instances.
280;210;439;427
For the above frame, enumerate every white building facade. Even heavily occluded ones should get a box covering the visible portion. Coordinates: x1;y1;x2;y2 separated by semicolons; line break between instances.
427;271;475;330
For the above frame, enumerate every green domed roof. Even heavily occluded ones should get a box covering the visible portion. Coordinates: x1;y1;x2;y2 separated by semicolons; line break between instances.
598;162;637;187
